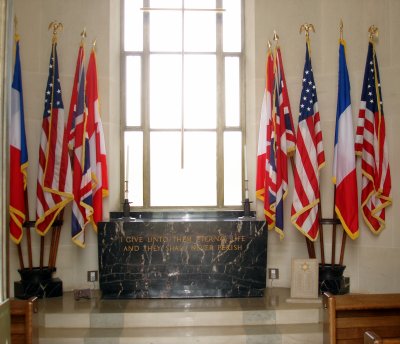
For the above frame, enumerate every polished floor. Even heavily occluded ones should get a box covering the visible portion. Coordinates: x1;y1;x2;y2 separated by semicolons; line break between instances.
37;287;323;343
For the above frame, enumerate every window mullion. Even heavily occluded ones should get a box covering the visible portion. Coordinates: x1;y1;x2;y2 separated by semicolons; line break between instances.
216;0;224;208
142;0;151;208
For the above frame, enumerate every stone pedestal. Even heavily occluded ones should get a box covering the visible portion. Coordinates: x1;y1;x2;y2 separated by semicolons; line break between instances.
98;211;267;299
14;267;63;299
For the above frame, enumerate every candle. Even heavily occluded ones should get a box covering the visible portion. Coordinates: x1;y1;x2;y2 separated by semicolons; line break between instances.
125;145;130;199
244;144;248;181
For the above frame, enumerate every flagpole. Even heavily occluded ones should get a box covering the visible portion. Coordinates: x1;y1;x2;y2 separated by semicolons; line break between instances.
12;16;26;270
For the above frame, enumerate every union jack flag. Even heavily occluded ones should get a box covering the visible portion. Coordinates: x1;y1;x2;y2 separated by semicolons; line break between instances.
354;41;391;233
67;44;93;247
272;46;296;238
291;42;325;241
276;47;296;155
86;48;109;229
36;43;73;235
256;48;275;227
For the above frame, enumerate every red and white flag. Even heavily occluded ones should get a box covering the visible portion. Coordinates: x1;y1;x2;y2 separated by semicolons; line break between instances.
271;46;296;238
355;41;391;233
36;43;73;235
291;42;325;241
67;44;93;247
10;38;28;244
86;48;109;228
256;48;275;227
333;39;359;239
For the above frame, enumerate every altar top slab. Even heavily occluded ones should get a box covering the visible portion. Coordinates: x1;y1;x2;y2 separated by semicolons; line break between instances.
108;210;258;222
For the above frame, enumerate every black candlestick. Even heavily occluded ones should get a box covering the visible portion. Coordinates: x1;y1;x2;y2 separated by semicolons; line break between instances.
242;198;253;217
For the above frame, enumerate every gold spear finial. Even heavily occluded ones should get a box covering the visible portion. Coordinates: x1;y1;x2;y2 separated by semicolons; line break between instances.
48;21;63;43
340;19;343;40
80;27;87;44
273;30;279;43
92;39;97;48
14;15;19;41
267;40;271;50
368;25;378;41
299;23;315;39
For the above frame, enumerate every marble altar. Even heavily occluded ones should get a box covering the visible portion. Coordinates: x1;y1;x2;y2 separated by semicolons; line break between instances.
98;211;267;298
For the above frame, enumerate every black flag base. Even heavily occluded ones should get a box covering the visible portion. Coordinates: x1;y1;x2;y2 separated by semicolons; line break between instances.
319;264;350;295
14;267;63;299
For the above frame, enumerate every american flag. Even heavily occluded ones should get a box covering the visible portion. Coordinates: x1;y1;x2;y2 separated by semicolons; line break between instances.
272;46;296;238
86;48;109;229
10;38;28;244
354;41;391;233
67;44;93;247
291;42;325;241
36;43;73;235
333;39;359;239
256;48;275;227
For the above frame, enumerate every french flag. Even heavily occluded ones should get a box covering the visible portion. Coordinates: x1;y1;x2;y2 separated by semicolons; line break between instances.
10;39;28;244
333;39;359;239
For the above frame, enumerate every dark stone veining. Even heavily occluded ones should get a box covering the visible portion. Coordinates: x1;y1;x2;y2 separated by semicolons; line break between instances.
98;213;267;299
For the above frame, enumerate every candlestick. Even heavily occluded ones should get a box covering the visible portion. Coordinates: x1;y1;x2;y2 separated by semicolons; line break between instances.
244;144;248;181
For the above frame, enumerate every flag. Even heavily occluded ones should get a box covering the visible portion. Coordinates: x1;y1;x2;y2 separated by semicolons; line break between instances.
86;48;109;229
36;42;73;235
272;46;296;238
354;41;391;233
333;39;359;239
291;42;325;241
67;44;93;247
10;38;28;244
256;48;275;227
276;47;296;155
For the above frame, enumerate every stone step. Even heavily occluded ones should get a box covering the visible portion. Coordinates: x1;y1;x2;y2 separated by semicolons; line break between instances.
39;323;323;344
42;307;320;328
38;288;323;343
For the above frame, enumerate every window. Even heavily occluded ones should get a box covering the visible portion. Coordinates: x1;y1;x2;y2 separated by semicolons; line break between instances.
122;0;244;208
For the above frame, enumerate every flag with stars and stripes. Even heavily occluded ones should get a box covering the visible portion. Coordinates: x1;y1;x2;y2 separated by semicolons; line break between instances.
10;38;28;244
67;44;93;247
333;39;359;240
36;42;73;236
256;48;275;227
291;42;325;241
271;46;296;238
354;41;391;234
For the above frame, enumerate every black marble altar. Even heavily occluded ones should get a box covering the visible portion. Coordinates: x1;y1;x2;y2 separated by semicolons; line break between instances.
98;211;267;299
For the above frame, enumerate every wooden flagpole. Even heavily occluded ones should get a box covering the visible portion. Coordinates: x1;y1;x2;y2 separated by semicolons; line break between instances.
24;188;33;269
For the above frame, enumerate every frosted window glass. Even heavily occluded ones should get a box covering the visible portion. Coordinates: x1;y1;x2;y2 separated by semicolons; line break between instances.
126;56;141;126
150;54;182;128
223;0;241;52
224;131;242;205
150;11;182;52
225;57;240;126
125;131;144;206
150;132;216;206
184;12;215;52
184;55;216;129
124;0;143;51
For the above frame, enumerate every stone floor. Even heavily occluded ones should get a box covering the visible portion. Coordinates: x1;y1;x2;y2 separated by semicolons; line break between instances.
37;287;323;343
